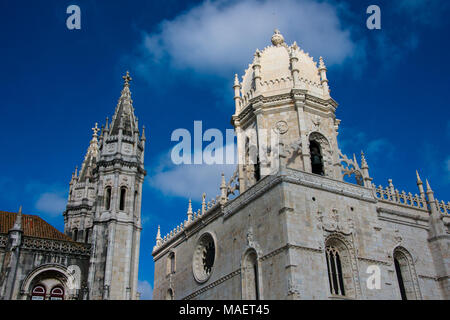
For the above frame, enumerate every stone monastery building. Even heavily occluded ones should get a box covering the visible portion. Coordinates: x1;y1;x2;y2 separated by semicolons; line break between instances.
0;30;448;300
151;30;450;300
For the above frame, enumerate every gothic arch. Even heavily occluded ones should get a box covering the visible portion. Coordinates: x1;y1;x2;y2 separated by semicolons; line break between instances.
166;250;176;275
21;264;75;300
392;246;421;300
308;132;333;177
166;288;174;300
324;234;359;299
241;248;262;300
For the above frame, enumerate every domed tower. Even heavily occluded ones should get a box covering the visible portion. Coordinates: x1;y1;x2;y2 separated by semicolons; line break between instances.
232;29;342;192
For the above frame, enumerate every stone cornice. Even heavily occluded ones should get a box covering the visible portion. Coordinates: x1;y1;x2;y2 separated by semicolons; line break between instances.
234;89;337;127
376;207;429;229
282;168;376;202
93;159;146;176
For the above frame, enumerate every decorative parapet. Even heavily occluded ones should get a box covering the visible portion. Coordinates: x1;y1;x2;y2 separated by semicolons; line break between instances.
436;200;450;215
21;236;91;256
0;234;7;248
374;182;427;210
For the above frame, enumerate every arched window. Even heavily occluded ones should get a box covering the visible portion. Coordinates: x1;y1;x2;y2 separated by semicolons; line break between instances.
119;187;127;211
31;284;46;300
393;248;419;300
325;237;355;298
105;187;112;210
310;140;324;175
72;228;78;241
50;286;64;300
166;288;174;300
85;228;90;243
167;252;175;275
326;246;345;296
242;249;260;300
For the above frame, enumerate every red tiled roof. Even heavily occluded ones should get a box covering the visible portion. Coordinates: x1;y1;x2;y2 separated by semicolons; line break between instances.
0;211;73;242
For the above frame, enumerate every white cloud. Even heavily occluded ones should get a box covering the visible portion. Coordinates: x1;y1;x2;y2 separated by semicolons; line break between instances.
148;138;238;201
149;162;236;202
137;280;153;300
35;192;67;216
138;0;357;78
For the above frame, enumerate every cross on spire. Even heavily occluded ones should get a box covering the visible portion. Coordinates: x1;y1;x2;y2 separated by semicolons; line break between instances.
123;71;132;87
92;122;99;136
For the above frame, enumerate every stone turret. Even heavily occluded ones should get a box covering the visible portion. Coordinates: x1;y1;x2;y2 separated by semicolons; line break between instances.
80;71;146;300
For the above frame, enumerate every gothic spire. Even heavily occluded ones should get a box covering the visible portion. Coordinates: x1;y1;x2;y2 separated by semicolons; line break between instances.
109;71;139;136
78;123;100;182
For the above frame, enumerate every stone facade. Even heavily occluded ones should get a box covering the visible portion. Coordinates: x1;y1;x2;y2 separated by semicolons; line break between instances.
0;72;146;300
152;30;450;300
0;209;91;300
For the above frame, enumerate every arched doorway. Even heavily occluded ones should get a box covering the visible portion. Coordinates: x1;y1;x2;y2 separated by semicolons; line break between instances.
21;265;74;300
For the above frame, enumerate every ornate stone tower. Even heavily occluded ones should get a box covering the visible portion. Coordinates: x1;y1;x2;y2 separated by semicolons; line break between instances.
88;72;146;300
65;72;146;300
232;29;370;192
64;124;100;243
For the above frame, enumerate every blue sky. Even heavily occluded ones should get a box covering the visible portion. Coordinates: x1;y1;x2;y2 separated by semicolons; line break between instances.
0;0;449;299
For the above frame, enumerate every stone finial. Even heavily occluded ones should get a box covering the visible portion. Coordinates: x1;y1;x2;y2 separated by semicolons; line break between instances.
319;56;326;70
201;193;206;214
388;179;394;188
271;29;285;46
105;117;109;131
291;41;299;50
187;199;193;221
416;170;422;185
123;71;132;87
156;225;162;245
361;151;368;168
426;179;433;193
220;173;228;204
141;125;146;141
233;74;240;87
11;206;23;231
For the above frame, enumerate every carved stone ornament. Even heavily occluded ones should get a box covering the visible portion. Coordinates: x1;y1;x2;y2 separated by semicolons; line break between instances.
246;227;262;257
273;120;289;134
317;208;353;235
